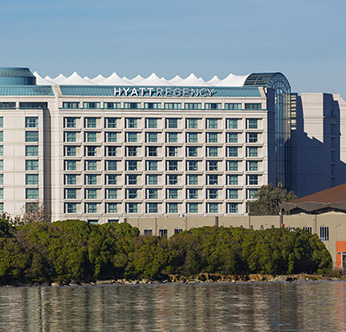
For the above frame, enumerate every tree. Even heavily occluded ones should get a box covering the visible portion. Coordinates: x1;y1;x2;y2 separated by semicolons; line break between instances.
248;184;297;216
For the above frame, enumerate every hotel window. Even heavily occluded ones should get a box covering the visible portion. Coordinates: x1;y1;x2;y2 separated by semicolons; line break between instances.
0;146;3;157
104;102;120;109
167;118;178;128
207;146;218;157
0;174;3;185
205;103;221;110
65;188;77;199
147;132;158;143
147;118;158;128
86;117;97;128
159;229;167;237
127;132;138;142
225;103;241;110
147;160;158;171
174;228;183;234
25;132;39;142
168;203;178;214
65;203;77;213
26;160;39;171
107;174;117;185
65;174;76;185
87;174;98;185
207;118;218;129
65;132;76;142
63;102;79;109
228;175;238;185
228;133;238;143
65;117;76;128
0;103;14;110
106;160;117;171
147;203;158;213
127;160;138;171
303;226;312;234
228;161;238;171
144;103;161;109
207;133;218;143
185;103;201;110
228;189;238;199
168;160;178;171
248;147;258;157
0;132;3;143
168;174;178;185
83;102;100;109
144;229;152;236
26;188;39;199
147;174;157;185
208;203;219;213
147;189;158;199
207;175;218;185
188;160;198;171
25;174;39;185
228;146;238;157
124;103;141;110
127;118;138;128
65;146;77;156
228;203;238;213
208;160;218;171
0;117;3;127
127;189;138;199
0;160;3;170
245;103;261;110
188;174;199;185
86;132;97;142
86;160;97;171
248;119;258;129
188;203;199;213
106;132;117;142
248;175;258;185
86;146;97;157
168;189;178;199
188;146;198;157
107;189;117;199
86;203;97;213
188;189;198;199
248;189;258;199
106;146;117;156
208;189;218;199
164;103;181;110
25;117;38;128
187;118;198;129
106;118;117;128
320;227;329;241
227;119;238;129
167;146;177;157
148;146;158;157
188;132;198;143
248;133;258;143
127;203;138;213
248;161;258;171
107;203;118;213
26;146;39;157
168;132;178;143
87;189;97;199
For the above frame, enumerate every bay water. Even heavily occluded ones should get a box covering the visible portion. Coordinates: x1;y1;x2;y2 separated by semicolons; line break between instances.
0;281;345;331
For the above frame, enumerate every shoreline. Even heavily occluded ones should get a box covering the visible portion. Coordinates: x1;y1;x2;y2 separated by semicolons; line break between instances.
1;273;344;288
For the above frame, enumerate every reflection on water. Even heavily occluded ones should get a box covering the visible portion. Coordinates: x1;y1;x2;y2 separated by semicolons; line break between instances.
0;281;345;332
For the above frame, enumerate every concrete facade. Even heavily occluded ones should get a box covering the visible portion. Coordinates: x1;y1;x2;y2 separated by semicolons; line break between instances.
127;212;346;267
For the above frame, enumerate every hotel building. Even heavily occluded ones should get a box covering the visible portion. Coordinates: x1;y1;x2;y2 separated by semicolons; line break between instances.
0;67;291;223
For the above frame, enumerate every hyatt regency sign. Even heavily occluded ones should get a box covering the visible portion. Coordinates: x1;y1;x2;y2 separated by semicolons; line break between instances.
114;87;216;98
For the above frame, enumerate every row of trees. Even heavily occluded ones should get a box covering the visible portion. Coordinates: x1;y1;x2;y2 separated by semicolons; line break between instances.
0;220;332;285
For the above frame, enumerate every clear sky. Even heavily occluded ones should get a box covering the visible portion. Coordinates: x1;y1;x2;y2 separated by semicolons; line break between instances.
1;0;345;98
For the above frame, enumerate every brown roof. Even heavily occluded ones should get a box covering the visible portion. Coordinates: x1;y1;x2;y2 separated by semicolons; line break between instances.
292;182;346;203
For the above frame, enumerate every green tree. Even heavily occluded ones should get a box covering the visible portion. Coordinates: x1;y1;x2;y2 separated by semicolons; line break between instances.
248;184;297;215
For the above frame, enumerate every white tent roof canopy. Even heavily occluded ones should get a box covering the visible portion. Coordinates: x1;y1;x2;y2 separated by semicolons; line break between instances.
33;72;251;87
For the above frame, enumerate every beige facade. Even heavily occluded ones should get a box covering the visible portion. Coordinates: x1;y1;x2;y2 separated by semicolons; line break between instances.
127;212;346;265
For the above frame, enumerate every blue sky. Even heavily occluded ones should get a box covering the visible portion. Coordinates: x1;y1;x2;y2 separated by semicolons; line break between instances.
1;0;345;98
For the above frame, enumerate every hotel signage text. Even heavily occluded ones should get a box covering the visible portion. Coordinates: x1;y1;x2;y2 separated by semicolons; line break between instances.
114;87;216;98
